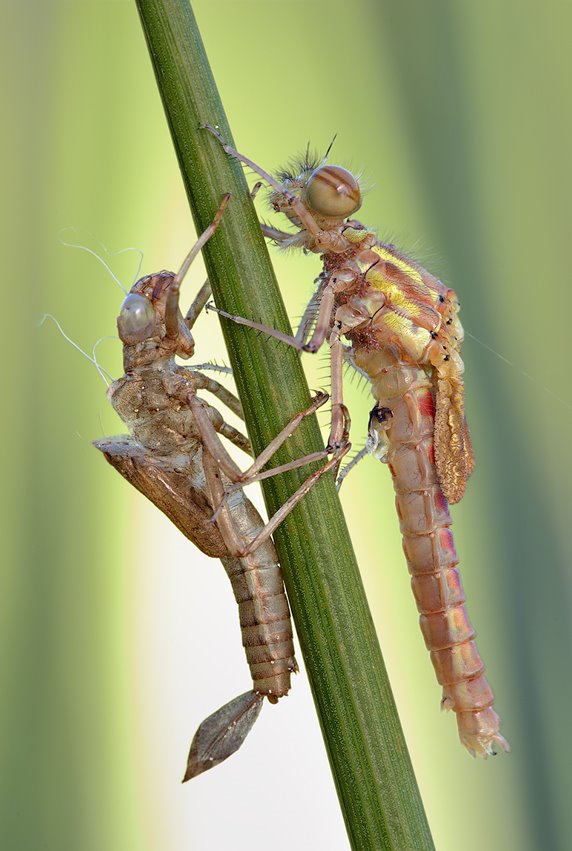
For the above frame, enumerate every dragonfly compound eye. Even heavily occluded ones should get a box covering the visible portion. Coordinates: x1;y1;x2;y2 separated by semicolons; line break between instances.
304;165;362;218
117;293;156;343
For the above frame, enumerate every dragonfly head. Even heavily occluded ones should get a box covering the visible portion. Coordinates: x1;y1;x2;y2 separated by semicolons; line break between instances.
303;165;362;219
271;156;362;230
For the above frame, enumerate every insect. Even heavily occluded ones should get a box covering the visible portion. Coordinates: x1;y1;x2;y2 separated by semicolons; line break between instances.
203;126;510;758
92;195;345;778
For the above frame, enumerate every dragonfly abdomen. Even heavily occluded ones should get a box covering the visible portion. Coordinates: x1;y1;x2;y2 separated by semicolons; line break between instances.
366;356;508;757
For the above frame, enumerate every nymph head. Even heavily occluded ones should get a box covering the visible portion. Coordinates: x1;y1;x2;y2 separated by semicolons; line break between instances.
117;290;157;346
117;272;195;365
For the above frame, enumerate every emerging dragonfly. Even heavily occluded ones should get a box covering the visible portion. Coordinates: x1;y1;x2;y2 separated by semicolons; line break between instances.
204;126;510;758
93;195;345;777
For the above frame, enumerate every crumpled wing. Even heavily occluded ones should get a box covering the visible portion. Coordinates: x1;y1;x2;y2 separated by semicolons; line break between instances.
94;435;227;558
434;377;475;504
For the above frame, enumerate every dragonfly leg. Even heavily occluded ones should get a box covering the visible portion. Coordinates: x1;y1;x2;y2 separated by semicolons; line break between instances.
206;302;306;351
336;446;370;491
191;369;245;423
165;193;230;338
208;294;349;458
261;223;295;244
207;262;340;355
220;406;351;556
189;391;350;556
201;449;247;555
302;283;336;353
250;180;264;199
202;439;348;559
202;124;322;238
239;442;350;555
190;391;335;486
294;288;322;346
234;391;331;481
336;403;393;490
327;322;351;451
206;281;336;356
184;278;212;330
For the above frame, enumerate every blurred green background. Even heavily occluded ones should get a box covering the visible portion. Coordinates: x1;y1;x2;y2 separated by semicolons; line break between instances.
5;1;572;849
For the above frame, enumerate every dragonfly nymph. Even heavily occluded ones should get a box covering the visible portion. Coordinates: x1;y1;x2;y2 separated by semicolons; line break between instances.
94;196;346;778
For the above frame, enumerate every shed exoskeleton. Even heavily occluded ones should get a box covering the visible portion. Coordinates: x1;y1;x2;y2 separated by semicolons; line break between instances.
94;196;347;777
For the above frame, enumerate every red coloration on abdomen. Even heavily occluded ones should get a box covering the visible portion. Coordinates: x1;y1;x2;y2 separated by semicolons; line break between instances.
362;354;508;757
418;390;435;419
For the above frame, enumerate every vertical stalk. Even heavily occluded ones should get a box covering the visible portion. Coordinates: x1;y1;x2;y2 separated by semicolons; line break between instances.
134;1;434;848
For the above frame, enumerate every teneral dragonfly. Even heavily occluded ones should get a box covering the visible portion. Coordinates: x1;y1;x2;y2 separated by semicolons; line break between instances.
204;127;509;758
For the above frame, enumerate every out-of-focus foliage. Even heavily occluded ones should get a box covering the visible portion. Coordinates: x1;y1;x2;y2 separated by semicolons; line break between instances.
4;2;571;849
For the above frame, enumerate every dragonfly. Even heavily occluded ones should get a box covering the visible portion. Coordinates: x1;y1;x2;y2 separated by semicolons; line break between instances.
92;195;346;778
203;126;510;758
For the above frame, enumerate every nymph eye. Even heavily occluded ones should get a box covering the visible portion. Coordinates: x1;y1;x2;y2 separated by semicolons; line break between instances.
117;293;156;343
304;165;362;218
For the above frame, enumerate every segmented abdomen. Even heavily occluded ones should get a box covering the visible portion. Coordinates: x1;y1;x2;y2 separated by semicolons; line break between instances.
109;370;296;703
356;349;509;757
222;489;297;702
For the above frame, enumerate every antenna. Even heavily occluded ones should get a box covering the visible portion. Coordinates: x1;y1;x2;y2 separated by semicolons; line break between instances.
322;133;338;163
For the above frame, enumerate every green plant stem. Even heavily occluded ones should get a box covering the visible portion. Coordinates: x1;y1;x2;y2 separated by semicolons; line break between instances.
134;1;434;848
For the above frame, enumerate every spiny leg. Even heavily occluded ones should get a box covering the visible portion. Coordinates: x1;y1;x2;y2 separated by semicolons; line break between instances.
336;446;370;491
207;275;337;355
239;442;350;556
201;449;247;555
303;281;337;353
191;369;245;422
189;391;334;485
294;286;323;347
206;303;306;351
336;404;393;490
301;262;363;353
326;321;350;451
205;425;350;558
164;193;230;338
185;278;212;330
189;392;350;555
201;124;322;238
261;223;294;243
207;296;350;455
